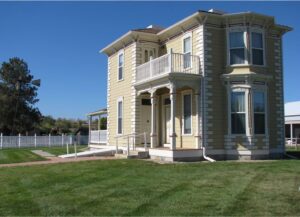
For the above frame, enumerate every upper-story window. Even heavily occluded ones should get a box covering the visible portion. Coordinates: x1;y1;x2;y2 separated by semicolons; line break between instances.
118;52;124;80
231;91;246;134
253;91;266;134
183;35;192;68
229;32;246;65
251;32;264;65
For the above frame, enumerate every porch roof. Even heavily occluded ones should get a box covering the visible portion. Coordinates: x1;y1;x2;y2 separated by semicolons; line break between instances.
86;108;107;117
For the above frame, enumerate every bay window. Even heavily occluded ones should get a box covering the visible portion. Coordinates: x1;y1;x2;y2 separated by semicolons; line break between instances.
229;32;246;65
251;32;264;65
253;91;266;134
231;91;246;134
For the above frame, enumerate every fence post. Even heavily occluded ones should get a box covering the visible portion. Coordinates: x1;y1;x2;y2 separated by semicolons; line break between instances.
49;134;51;147
18;133;21;148
0;133;3;149
69;135;72;145
34;134;37;148
67;143;69;154
62;134;64;147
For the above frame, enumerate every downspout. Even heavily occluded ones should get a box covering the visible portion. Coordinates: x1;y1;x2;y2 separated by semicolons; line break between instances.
201;15;215;162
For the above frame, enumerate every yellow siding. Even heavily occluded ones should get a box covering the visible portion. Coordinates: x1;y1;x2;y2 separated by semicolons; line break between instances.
107;44;134;145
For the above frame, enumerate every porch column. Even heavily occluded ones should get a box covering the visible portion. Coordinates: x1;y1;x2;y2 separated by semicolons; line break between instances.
88;116;92;144
170;84;177;150
150;92;157;148
195;90;202;149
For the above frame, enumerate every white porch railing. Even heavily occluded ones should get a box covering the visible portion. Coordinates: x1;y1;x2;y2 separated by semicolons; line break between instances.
90;130;107;144
136;53;201;83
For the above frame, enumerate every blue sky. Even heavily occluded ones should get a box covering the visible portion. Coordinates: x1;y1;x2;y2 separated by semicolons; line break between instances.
0;1;299;119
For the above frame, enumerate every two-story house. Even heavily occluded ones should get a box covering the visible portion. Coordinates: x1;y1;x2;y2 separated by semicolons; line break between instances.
100;9;292;161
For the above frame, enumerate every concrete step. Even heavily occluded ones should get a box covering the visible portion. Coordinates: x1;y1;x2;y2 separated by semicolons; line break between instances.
115;150;149;159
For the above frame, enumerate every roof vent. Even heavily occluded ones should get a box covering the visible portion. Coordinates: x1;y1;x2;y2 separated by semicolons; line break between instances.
146;25;164;30
208;9;226;15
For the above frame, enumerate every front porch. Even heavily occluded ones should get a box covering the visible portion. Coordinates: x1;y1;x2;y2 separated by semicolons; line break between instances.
135;79;203;153
87;108;108;145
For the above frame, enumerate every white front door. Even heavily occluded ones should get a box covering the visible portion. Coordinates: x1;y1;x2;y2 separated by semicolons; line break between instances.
141;104;151;143
165;105;171;144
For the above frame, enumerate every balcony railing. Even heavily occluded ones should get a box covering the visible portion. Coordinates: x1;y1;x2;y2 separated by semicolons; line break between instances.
136;53;201;83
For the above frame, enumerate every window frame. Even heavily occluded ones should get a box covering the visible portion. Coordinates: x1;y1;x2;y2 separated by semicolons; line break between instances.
181;90;193;136
227;27;248;66
117;50;124;81
230;90;247;135
182;33;192;69
250;29;266;66
252;89;267;135
117;97;123;135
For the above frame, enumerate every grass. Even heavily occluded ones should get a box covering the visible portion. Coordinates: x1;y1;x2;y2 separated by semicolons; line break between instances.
0;149;46;164
0;145;88;164
0;159;299;216
37;145;88;156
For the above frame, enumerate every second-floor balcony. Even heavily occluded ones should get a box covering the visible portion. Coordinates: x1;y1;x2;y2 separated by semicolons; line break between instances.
135;52;201;84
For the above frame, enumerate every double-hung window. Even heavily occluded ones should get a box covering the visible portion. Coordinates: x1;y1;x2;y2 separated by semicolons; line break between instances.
229;32;246;65
183;93;192;134
118;52;124;80
117;99;123;134
183;36;191;69
231;91;246;134
253;91;266;134
251;32;264;65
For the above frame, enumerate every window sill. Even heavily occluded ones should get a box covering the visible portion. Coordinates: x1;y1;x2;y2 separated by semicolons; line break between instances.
181;133;193;137
117;79;124;82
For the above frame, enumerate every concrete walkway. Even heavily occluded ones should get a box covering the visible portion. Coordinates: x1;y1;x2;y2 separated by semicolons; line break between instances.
31;150;56;157
0;156;116;168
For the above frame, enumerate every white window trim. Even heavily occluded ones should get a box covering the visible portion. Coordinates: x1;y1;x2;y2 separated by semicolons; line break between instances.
249;28;266;67
228;85;250;136
181;90;193;136
182;32;193;69
227;27;248;66
116;96;123;135
117;50;124;81
252;86;268;135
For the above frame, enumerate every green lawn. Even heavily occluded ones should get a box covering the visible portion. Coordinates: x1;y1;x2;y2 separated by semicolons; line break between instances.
0;159;299;216
0;149;46;164
0;145;88;164
37;145;88;156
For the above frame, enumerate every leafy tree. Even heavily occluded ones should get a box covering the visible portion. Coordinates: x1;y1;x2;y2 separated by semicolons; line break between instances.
0;58;41;135
100;117;107;130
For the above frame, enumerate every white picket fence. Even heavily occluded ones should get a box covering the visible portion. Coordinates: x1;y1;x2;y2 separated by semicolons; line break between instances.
0;134;88;149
